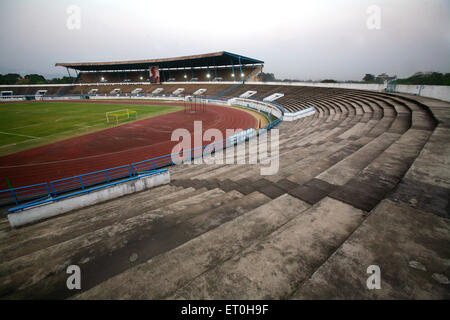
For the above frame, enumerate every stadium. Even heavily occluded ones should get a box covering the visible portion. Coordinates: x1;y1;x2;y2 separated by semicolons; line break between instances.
0;0;448;306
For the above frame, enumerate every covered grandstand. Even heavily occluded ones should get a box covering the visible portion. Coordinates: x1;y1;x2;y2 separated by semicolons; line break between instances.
56;51;264;83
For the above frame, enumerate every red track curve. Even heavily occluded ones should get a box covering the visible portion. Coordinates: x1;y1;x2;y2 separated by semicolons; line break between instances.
0;102;256;189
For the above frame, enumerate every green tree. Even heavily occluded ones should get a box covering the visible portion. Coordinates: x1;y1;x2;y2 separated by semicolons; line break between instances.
397;72;450;85
321;79;337;83
363;74;376;82
24;74;47;84
48;76;74;84
261;72;277;82
0;73;22;84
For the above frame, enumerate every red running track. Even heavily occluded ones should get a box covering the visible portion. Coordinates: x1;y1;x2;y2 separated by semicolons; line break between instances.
0;102;256;189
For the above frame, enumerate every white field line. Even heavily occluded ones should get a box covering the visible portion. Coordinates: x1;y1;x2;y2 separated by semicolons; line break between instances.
9;123;41;130
0;121;106;149
0;108;149;151
0;131;39;139
0;143;18;149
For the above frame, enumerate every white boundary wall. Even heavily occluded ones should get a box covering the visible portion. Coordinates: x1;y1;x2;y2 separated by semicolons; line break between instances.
229;97;283;118
394;85;450;102
8;171;170;228
244;81;450;102
282;107;316;121
248;81;386;91
1;81;449;102
89;95;185;101
227;97;315;121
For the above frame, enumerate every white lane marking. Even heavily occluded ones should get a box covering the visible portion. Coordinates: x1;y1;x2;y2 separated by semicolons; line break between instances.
0;131;39;139
9;123;41;130
0;143;17;149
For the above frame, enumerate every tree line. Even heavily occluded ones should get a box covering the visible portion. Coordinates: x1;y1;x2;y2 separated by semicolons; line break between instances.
0;73;74;85
2;71;449;86
261;72;450;86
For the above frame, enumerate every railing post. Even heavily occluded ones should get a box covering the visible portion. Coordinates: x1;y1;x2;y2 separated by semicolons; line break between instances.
45;183;51;198
152;159;156;170
50;182;56;197
79;177;84;190
10;189;18;205
105;171;110;183
129;164;133;177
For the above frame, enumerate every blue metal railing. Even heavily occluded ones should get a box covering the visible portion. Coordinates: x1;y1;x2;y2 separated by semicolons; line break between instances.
8;169;168;213
1;110;282;208
49;164;133;196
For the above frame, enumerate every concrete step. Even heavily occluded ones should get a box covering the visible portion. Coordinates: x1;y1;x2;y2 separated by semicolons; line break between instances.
0;187;237;298
388;126;448;218
316;132;401;186
0;186;205;260
366;114;396;137
235;124;384;183
0;188;214;276
329;128;431;212
75;194;310;299
281;132;402;205
230;125;368;183
285;140;365;185
169;197;365;299
290;199;450;299
282;112;353;148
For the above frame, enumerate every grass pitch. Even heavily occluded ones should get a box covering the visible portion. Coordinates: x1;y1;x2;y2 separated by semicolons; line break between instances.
0;101;183;156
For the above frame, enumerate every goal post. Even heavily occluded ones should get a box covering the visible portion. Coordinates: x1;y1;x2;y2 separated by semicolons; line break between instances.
106;109;137;124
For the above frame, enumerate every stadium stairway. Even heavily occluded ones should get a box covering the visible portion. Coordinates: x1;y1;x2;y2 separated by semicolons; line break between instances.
0;88;448;299
215;82;243;99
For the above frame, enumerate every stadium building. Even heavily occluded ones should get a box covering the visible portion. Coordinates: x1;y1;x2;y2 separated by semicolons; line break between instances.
0;50;448;301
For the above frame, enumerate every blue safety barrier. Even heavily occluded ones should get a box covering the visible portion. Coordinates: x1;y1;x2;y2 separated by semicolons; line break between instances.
8;169;168;213
1;117;282;208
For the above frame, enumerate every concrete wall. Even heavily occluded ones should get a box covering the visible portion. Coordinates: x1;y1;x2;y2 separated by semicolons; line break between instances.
229;97;316;121
229;97;284;119
282;107;316;121
89;95;185;101
8;171;170;228
246;81;450;102
394;85;450;102
2;81;449;102
251;81;387;92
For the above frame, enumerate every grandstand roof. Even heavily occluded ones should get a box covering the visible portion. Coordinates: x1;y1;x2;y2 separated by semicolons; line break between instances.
56;51;264;71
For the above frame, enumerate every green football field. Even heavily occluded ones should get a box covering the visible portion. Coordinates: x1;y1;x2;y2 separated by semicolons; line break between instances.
0;101;183;156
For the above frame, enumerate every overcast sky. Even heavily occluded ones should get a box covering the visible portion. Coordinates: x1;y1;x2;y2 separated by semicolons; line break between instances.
0;0;449;81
